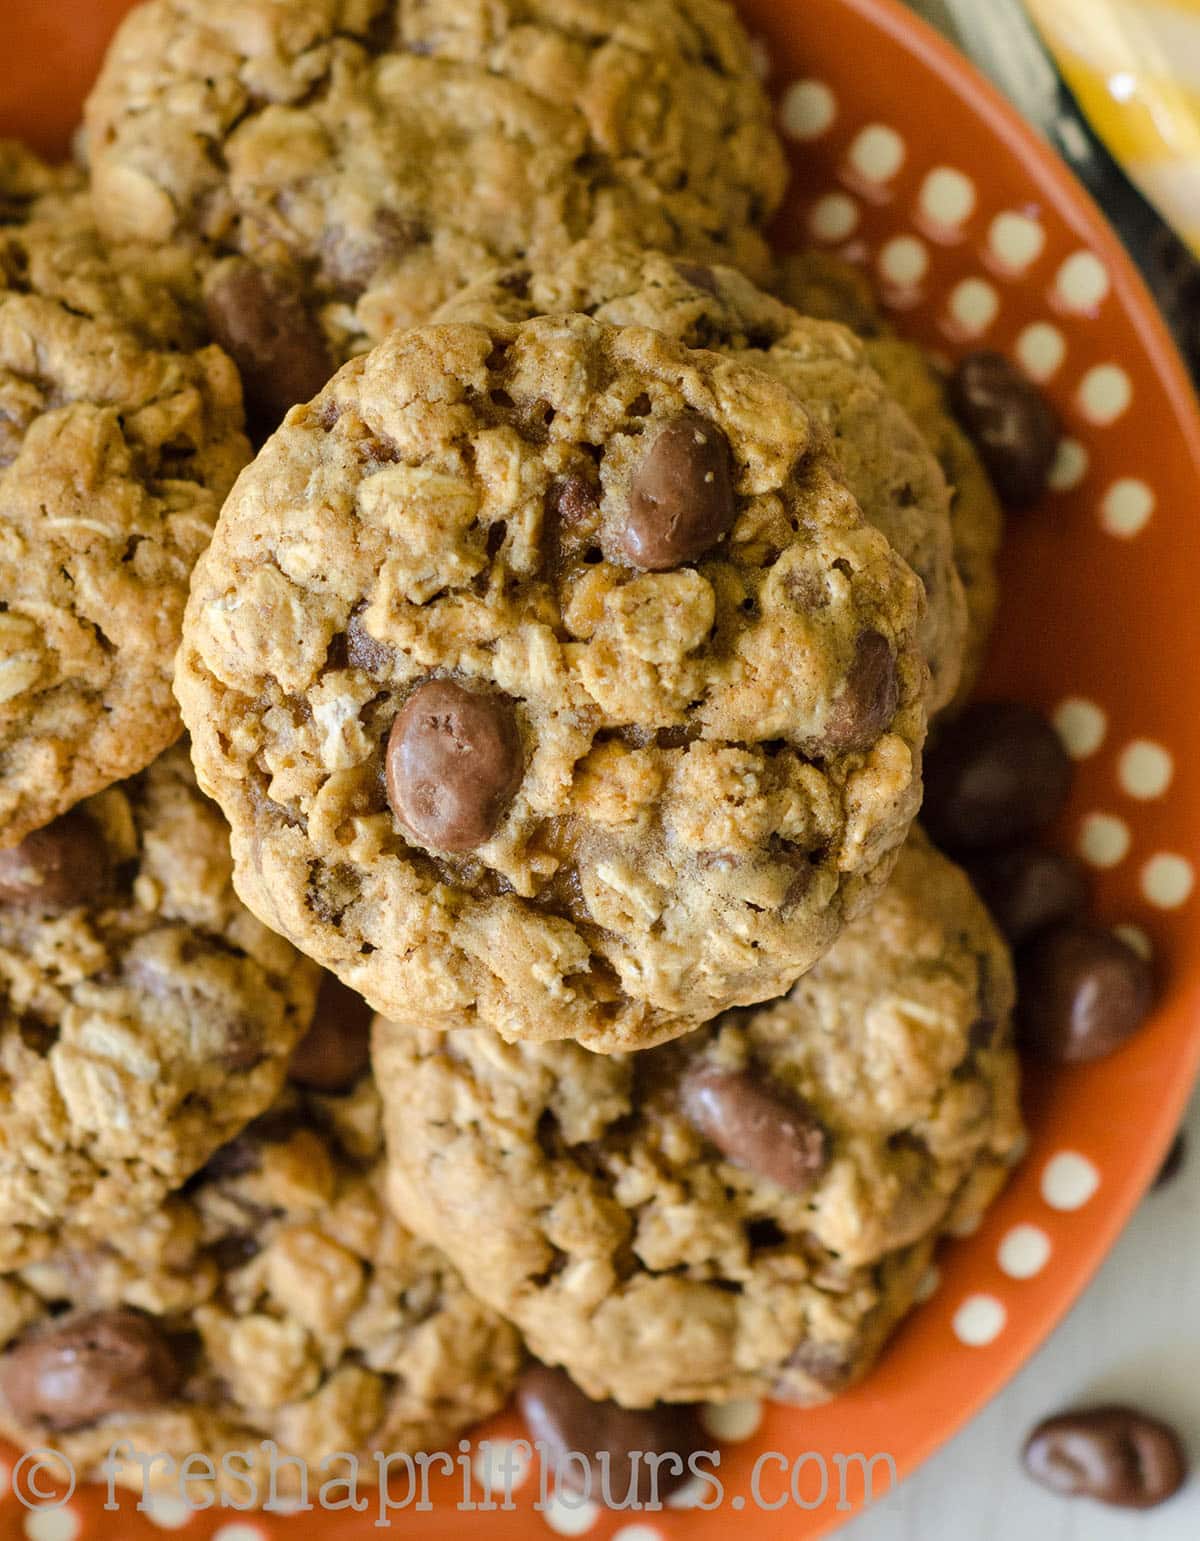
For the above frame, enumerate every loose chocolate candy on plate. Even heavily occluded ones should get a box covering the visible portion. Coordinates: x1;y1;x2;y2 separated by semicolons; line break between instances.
1024;1405;1187;1509
1154;1131;1188;1190
1017;922;1154;1063
968;846;1089;946
923;702;1072;853
948;351;1059;510
518;1364;705;1504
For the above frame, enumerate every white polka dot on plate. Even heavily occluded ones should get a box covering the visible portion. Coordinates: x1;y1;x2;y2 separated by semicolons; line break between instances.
952;1295;1006;1346
1077;811;1131;869
1054;251;1110;312
24;1514;81;1541
613;1527;664;1541
914;1265;941;1303
143;1495;194;1530
1078;364;1133;425
1015;321;1066;381
947;278;999;336
1048;437;1088;491
1118;740;1174;800
1114;923;1154;960
666;1474;710;1511
702;1399;763;1442
988;211;1045;272
474;1439;532;1495
998;1224;1052;1279
1042;1151;1101;1210
543;1491;601;1536
780;79;836;140
1054;696;1107;758
264;1497;308;1517
847;124;906;183
877;234;928;286
1100;478;1155;538
211;1527;266;1541
808;191;858;243
918;167;976;228
1141;853;1195;909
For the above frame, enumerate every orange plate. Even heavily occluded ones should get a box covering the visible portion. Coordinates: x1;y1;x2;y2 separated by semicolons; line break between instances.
2;0;1200;1537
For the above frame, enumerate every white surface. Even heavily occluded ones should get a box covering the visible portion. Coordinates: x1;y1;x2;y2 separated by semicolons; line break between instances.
844;1090;1200;1539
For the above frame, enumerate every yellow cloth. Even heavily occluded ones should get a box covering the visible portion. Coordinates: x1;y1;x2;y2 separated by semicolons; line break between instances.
1027;0;1200;255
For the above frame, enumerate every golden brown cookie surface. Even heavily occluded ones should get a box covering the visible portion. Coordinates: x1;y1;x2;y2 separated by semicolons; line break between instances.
375;832;1023;1406
85;0;787;374
438;240;968;711
0;144;250;846
177;314;928;1050
779;251;1004;707
0;1077;521;1494
0;745;320;1268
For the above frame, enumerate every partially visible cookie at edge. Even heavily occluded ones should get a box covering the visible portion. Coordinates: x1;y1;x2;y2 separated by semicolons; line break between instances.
779;251;1005;708
374;830;1024;1407
0;743;321;1269
177;313;928;1051
0;1076;522;1496
0;144;251;847
83;0;788;422
436;239;968;711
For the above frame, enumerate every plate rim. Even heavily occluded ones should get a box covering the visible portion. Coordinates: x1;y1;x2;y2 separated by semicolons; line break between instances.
787;0;1200;1526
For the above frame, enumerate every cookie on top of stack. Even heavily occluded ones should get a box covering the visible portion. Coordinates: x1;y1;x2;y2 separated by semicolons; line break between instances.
0;0;1063;1505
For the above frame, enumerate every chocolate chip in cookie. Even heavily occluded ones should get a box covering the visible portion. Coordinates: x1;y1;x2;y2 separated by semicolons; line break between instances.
386;679;523;852
204;258;333;434
820;630;900;755
0;810;112;910
1;1310;181;1431
679;1062;828;1194
615;413;735;570
289;973;372;1093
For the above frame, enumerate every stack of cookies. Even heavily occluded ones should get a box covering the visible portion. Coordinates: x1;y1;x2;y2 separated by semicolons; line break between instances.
0;0;1066;1506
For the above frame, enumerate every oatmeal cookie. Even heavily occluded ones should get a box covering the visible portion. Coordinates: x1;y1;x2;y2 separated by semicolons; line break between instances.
437;240;968;711
0;140;81;224
779;251;1004;706
0;147;250;847
177;314;927;1050
0;744;320;1269
375;830;1024;1407
84;0;787;419
0;1076;522;1497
